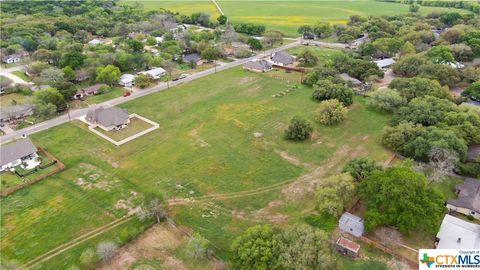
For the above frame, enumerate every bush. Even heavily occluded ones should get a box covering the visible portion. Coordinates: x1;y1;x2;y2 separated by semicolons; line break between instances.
342;157;382;181
96;241;118;261
312;80;354;106
368;88;406;112
285;117;313;141
316;99;348;125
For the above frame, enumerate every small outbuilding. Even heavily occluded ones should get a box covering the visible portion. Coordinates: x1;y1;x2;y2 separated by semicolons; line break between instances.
339;212;365;237
338;73;362;87
86;106;130;131
119;74;135;87
374;58;395;70
243;59;272;73
73;84;105;100
138;67;166;80
336;237;360;257
88;38;103;46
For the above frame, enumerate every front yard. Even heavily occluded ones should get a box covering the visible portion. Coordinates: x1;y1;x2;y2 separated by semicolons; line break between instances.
93;116;156;142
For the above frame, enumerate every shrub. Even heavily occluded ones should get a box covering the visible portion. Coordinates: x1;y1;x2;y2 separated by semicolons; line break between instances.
368;88;406;112
316;99;348;125
285;117;313;141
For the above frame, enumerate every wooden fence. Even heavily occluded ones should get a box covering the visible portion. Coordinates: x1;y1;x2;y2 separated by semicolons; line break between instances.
0;148;65;197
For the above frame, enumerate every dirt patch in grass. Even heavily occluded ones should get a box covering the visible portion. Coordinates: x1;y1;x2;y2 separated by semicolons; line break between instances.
188;124;210;148
238;77;257;85
252;200;289;224
75;163;119;191
275;149;314;169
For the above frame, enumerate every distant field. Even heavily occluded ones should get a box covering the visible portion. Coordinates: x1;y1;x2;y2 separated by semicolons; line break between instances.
1;51;392;268
121;0;221;18
218;0;469;36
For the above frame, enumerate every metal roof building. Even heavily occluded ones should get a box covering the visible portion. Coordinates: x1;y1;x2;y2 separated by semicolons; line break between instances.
339;212;365;237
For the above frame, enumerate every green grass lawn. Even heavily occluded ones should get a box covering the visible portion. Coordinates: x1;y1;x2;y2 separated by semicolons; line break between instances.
85;86;125;104
94;117;155;141
0;92;32;107
218;0;469;36
1;64;391;268
12;71;31;82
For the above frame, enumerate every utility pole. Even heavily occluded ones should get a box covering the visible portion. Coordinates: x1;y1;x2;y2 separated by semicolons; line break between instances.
67;104;71;121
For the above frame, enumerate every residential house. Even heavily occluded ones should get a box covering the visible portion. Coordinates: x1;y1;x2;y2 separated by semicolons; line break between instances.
351;34;369;48
183;53;202;66
0;104;34;123
335;237;360;257
86;106;130;131
243;60;272;73
2;54;21;64
339;212;365;237
447;178;480;220
271;51;294;66
338;73;363;88
88;38;103;46
119;74;135;87
435;214;480;249
138;67;166;79
73;83;105;100
0;138;38;172
374;58;395;70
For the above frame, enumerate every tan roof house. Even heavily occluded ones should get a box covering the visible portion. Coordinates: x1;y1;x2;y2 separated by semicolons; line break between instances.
447;178;480;220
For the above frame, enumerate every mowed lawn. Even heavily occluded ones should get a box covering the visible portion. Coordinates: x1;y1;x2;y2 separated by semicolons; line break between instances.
218;0;469;36
121;0;221;18
1;65;391;268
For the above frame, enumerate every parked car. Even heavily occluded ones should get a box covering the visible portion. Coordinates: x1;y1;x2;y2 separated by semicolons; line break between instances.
179;73;189;79
123;91;131;97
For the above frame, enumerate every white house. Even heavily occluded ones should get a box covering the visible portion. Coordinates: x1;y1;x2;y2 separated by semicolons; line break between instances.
119;74;135;87
138;67;166;80
2;54;21;64
436;214;480;249
86;106;130;131
447;178;480;220
0;138;38;172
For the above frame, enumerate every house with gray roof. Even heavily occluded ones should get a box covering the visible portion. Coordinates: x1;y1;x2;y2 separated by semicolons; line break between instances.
0;104;34;123
339;212;364;237
338;73;362;87
436;214;480;249
0;138;38;172
374;58;395;69
271;51;294;66
73;84;106;100
119;74;135;87
447;178;480;220
183;53;202;66
243;60;272;72
138;67;166;80
2;54;21;64
86;106;130;131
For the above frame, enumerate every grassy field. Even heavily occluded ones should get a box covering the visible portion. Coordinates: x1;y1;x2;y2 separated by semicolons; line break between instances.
121;0;221;18
0;92;32;107
218;0;469;36
12;71;31;82
1;59;392;268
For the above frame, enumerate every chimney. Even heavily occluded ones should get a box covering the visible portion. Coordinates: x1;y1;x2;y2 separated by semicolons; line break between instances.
457;237;461;243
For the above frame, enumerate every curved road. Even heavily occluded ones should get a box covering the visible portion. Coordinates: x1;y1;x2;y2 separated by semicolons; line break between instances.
0;41;302;143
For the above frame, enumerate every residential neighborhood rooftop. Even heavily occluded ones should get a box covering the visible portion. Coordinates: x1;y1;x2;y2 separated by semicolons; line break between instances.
271;51;294;65
436;214;480;249
336;237;361;253
0;138;37;167
86;106;130;128
243;59;272;71
447;178;480;214
339;212;365;237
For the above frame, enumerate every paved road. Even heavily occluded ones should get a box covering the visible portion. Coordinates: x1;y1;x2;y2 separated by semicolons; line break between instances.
0;41;300;143
302;39;348;49
0;64;31;85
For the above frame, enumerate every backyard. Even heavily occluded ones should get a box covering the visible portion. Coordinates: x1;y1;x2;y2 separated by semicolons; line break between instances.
1;65;392;269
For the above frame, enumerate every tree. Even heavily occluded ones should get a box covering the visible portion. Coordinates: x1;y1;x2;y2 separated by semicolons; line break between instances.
134;74;154;89
392;96;458;126
297;25;313;35
372;37;403;56
409;4;420;13
96;241;118;261
201;47;219;62
302;70;320;86
392;55;429;77
222;24;238;44
146;197;166;224
79;248;97;268
34;102;57;118
382;121;423;151
316;99;348;125
263;30;283;47
342;157;382;181
162;60;177;80
389;77;450;101
428;147;459;182
399;41;416;56
96;65;121;86
297;49;319;67
368;88;406;112
462;81;480;101
217;15;228;25
419;63;460;87
313;22;332;38
426;45;455;64
359;166;445;234
40;67;64;83
462;66;480;82
247;37;262;51
34;88;66;111
450;44;474;62
62;66;75;81
440;12;463;27
315;173;356;216
312;80;354;106
231;225;278;270
274;225;335;270
60;51;85;69
285;117;313;141
125;39;144;53
186;233;210;259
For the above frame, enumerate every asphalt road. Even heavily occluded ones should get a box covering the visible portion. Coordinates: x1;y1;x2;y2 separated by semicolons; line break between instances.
0;41;300;143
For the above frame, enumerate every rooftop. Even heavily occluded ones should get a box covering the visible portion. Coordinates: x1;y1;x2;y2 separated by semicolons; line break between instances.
339;212;365;237
272;51;294;65
244;59;272;70
336;237;361;253
436;214;480;249
374;58;395;69
86;106;130;128
338;73;362;84
0;138;37;167
183;53;201;63
448;178;480;214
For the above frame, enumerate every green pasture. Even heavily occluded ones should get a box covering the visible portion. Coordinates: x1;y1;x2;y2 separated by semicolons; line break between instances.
1;59;391;268
121;0;221;18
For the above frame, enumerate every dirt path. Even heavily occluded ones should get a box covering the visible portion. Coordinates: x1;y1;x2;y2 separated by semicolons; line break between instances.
22;214;136;269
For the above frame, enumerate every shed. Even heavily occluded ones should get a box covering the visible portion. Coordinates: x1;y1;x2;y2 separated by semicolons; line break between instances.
338;73;362;86
374;58;395;69
339;212;365;237
336;237;360;257
119;74;135;87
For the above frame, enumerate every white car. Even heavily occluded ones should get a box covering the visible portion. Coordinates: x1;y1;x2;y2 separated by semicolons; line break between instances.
179;74;189;79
